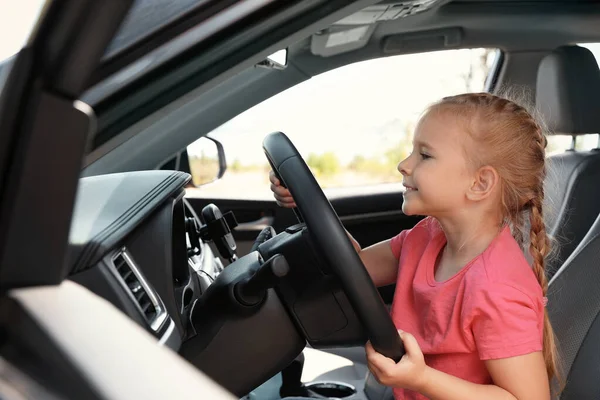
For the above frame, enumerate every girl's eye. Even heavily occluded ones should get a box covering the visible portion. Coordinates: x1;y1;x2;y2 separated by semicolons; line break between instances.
420;152;431;159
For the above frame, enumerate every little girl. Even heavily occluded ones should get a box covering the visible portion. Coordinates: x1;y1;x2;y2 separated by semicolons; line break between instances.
270;93;558;400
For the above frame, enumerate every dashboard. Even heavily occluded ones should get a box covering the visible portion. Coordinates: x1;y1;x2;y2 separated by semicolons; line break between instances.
65;169;366;397
68;170;217;350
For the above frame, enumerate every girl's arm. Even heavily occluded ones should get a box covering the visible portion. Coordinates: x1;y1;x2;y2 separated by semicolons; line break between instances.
352;236;399;287
418;353;549;400
270;171;399;287
366;333;550;400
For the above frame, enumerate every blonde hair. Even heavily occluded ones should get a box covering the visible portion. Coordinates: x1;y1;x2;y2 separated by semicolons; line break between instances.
427;92;561;385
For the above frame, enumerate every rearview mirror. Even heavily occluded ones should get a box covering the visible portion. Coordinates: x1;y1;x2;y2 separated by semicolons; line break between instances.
187;136;227;187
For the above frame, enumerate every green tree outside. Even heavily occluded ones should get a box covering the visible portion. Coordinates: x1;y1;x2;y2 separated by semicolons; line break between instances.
307;152;341;177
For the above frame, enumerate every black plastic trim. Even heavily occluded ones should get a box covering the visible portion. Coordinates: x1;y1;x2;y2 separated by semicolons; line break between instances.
68;171;191;274
0;0;133;289
0;96;92;288
485;49;505;92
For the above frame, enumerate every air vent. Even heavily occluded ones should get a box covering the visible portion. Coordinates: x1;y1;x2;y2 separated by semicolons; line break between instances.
111;249;167;331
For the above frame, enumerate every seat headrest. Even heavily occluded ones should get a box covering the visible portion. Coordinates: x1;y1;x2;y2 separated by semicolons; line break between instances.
536;45;600;135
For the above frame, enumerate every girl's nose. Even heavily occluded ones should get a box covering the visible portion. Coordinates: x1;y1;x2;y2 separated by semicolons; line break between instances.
398;156;411;176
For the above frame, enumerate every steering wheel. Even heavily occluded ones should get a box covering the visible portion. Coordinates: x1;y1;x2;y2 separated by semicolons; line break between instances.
263;131;405;362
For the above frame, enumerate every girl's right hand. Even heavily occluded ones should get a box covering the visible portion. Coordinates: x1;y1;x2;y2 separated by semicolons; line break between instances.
269;170;296;208
269;169;361;252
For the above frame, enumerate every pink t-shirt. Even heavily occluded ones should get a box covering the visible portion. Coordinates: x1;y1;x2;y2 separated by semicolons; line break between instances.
389;218;545;400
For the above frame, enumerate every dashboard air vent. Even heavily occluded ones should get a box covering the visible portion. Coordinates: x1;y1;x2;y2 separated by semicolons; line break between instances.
111;249;167;331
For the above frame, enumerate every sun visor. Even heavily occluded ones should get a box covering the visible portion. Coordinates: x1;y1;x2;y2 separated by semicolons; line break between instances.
311;25;376;57
311;0;450;57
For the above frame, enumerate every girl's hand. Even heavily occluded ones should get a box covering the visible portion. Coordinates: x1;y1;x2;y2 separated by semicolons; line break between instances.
366;330;427;392
269;170;363;252
269;170;296;208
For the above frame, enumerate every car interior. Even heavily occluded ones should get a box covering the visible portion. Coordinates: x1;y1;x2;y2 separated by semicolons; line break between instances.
1;0;600;400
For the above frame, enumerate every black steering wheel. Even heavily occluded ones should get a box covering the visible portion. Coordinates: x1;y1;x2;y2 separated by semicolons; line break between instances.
263;131;405;362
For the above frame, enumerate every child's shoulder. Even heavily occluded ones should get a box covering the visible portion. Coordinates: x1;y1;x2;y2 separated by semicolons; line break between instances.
391;218;438;258
468;226;542;298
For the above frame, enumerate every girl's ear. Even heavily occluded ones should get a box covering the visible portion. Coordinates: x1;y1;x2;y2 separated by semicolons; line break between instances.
467;165;499;202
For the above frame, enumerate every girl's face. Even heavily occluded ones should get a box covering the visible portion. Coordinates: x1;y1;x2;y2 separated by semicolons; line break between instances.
398;113;475;218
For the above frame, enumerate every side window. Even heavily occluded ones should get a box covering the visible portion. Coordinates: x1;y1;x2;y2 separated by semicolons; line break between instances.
188;49;499;199
546;43;600;155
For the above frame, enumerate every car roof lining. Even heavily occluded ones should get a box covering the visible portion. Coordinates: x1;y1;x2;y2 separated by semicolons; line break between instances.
86;0;600;107
293;1;600;71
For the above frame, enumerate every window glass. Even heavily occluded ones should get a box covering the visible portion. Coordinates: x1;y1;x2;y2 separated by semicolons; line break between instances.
188;48;499;199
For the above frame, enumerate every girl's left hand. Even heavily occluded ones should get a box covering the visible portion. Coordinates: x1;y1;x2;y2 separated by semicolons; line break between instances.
365;330;428;392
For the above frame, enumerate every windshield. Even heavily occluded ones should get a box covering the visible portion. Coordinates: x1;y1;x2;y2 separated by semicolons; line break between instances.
104;0;208;59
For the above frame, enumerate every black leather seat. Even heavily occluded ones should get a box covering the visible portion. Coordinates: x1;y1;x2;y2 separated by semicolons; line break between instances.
548;212;600;399
537;45;600;279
